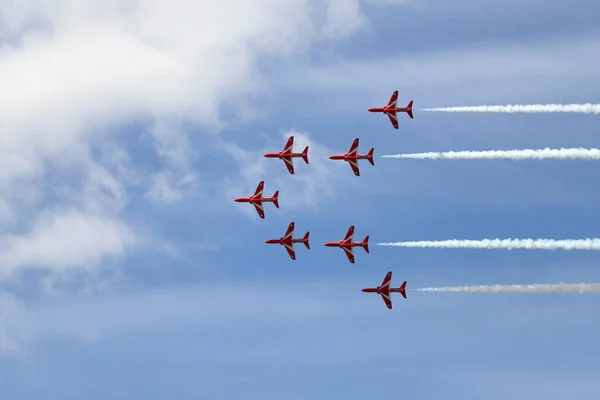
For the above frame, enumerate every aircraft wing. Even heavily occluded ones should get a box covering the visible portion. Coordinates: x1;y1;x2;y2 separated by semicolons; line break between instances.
253;202;265;219
379;292;393;309
254;181;264;196
283;222;295;239
386;111;399;129
344;226;354;241
380;271;392;289
283;136;294;153
282;157;294;174
283;242;296;260
387;90;398;107
343;247;355;263
348;138;359;155
347;159;360;176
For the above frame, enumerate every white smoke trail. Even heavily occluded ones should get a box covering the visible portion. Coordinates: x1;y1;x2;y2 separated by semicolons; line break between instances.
381;148;600;160
416;284;600;294
377;239;600;251
421;104;600;114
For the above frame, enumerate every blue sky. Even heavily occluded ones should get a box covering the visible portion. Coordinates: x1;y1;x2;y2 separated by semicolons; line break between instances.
1;0;600;398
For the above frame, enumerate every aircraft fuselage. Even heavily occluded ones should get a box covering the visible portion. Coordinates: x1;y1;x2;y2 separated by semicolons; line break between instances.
329;154;370;161
234;196;273;203
266;238;306;245
324;241;363;248
362;287;405;293
368;107;410;113
264;152;304;159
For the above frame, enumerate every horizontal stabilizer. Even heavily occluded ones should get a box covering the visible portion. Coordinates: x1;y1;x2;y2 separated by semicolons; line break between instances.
406;101;414;119
400;281;407;299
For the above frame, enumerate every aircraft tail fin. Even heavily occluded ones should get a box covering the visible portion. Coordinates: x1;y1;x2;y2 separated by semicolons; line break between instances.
363;235;370;253
399;281;407;299
272;191;279;208
303;232;310;249
406;101;414;119
302;146;309;164
367;148;375;166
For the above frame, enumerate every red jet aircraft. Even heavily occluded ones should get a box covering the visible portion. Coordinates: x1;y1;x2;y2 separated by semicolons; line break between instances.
234;180;279;219
362;271;407;309
368;90;413;129
324;225;369;263
265;221;310;260
264;136;309;175
329;138;374;176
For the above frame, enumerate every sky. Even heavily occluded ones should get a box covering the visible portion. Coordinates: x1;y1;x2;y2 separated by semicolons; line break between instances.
1;0;600;398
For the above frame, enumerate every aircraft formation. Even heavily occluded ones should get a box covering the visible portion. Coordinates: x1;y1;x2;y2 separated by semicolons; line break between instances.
234;90;413;309
232;89;600;307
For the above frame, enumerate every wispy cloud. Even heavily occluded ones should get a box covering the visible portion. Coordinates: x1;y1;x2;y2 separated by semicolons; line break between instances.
319;0;367;39
0;209;139;279
144;118;199;204
220;130;349;216
0;291;28;356
0;0;403;286
0;280;358;356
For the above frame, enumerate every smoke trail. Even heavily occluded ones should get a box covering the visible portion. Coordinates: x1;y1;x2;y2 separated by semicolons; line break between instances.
416;283;600;294
377;239;600;251
421;104;600;114
381;148;600;160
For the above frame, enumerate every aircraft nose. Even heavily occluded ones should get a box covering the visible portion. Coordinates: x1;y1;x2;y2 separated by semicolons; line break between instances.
361;289;367;292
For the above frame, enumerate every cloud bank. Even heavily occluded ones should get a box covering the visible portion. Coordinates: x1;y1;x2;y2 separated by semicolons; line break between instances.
0;0;400;280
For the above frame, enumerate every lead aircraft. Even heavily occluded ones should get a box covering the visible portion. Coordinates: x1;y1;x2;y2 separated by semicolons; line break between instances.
324;225;369;263
234;181;279;219
362;271;407;309
368;90;413;129
265;222;310;260
263;136;309;175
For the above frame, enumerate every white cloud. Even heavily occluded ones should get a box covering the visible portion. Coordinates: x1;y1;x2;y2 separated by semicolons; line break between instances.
0;0;410;282
316;0;412;41
145;172;183;205
0;291;28;355
0;0;428;360
144;119;199;204
221;130;351;218
0;0;373;161
321;0;367;39
0;209;138;278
